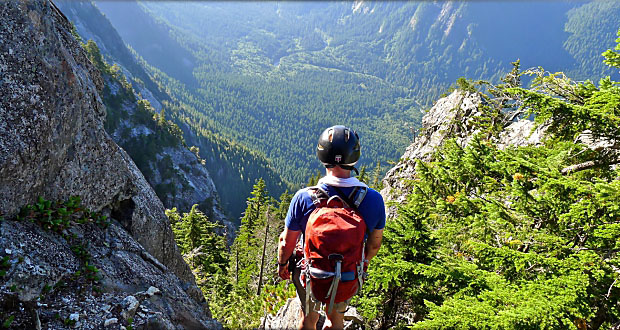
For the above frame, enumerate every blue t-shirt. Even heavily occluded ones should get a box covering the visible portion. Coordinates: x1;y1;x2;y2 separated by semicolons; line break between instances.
285;183;386;235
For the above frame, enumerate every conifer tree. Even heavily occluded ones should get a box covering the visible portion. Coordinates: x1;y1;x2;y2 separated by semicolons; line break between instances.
357;38;620;328
167;205;228;293
357;165;368;184
370;160;383;190
214;179;296;328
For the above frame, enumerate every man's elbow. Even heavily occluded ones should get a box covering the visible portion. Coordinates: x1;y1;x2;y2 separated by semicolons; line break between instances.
368;241;382;252
278;229;299;251
278;231;289;249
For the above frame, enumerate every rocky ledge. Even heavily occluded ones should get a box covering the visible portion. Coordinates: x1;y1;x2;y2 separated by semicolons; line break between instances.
262;298;363;330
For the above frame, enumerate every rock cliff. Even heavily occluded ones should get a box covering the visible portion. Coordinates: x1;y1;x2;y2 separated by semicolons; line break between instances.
55;0;229;225
103;74;228;228
381;90;546;218
0;0;218;328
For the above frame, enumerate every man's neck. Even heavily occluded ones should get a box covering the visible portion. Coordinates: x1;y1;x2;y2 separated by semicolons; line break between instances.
325;167;351;179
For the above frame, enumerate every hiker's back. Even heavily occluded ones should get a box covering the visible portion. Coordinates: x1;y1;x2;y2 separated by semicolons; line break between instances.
301;184;384;314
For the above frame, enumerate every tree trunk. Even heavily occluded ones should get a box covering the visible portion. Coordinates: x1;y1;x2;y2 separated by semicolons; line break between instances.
257;209;270;296
235;243;239;284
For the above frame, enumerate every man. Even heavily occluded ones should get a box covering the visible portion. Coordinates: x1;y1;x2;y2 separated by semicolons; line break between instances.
277;125;386;330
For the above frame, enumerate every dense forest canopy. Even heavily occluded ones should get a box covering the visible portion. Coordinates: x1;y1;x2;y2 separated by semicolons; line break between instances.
95;1;620;187
169;30;620;329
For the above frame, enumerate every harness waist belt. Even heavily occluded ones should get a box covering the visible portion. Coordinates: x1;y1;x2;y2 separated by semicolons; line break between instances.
308;267;356;282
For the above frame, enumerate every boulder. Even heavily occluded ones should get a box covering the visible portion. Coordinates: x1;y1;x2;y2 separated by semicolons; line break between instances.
381;90;546;218
262;298;364;329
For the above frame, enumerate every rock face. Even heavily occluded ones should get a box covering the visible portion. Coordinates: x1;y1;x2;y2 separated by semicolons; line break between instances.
103;75;228;227
262;298;364;330
55;0;229;225
381;90;546;218
0;0;218;328
0;220;220;329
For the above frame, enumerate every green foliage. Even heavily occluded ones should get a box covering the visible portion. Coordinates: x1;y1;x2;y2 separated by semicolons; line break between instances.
105;1;615;189
12;197;105;294
306;170;322;187
456;77;477;93
169;179;296;328
603;28;620;70
83;40;107;73
370;161;384;191
168;205;228;294
17;196;108;233
89;1;620;218
0;256;10;278
70;23;82;43
231;179;271;290
358;40;620;328
2;315;14;328
564;2;620;79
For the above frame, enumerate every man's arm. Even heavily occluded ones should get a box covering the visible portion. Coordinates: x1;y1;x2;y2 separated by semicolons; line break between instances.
365;228;383;262
277;227;301;279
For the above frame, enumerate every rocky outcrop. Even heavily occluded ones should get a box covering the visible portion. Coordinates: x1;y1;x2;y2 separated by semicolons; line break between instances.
103;75;228;227
0;220;220;329
262;298;364;330
55;1;231;227
0;0;218;328
55;0;228;221
381;90;546;218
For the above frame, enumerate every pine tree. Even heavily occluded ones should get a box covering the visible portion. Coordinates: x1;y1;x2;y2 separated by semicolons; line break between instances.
370;160;383;190
357;165;368;184
215;179;296;328
357;37;620;328
167;205;228;292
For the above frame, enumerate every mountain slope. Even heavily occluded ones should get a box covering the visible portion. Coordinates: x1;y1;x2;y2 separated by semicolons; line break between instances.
0;1;218;327
56;0;288;220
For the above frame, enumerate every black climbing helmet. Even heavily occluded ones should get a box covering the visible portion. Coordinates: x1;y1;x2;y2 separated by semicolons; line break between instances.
316;125;361;173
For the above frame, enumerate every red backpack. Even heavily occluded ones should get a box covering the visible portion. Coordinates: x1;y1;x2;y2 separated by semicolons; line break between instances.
301;185;368;315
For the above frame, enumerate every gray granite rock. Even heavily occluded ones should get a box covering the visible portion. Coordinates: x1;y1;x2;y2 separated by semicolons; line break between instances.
381;90;546;219
0;0;219;328
262;298;364;330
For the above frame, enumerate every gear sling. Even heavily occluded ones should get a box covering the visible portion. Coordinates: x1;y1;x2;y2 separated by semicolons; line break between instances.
301;185;369;315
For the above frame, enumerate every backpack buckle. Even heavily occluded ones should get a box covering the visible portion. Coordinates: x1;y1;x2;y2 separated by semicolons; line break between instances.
328;254;343;261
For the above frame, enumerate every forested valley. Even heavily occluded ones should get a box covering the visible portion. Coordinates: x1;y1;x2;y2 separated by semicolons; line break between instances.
96;1;620;186
167;32;620;329
62;0;620;220
53;1;620;328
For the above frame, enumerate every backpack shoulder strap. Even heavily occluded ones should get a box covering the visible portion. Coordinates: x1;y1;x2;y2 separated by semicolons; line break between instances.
351;187;368;209
308;185;329;206
332;186;367;210
332;186;371;237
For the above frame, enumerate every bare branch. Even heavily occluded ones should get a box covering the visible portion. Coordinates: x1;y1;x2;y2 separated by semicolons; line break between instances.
561;158;620;175
607;278;617;300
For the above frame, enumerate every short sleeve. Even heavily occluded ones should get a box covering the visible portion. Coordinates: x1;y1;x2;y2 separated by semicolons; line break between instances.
359;188;386;230
284;190;305;231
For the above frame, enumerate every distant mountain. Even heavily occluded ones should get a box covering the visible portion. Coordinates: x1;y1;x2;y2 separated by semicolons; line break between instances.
93;0;619;186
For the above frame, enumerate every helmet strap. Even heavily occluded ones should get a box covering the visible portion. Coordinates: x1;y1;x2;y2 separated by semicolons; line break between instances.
340;165;359;176
324;164;359;176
